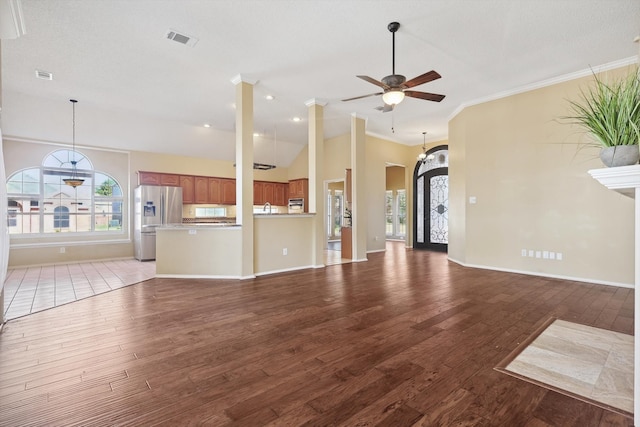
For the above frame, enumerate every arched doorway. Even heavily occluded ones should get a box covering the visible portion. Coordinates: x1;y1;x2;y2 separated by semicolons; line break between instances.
413;146;448;251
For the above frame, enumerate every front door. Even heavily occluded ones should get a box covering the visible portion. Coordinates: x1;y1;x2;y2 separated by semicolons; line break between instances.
414;146;448;252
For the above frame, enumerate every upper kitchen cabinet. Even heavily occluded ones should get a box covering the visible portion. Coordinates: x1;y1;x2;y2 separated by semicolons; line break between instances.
161;174;180;187
289;178;309;212
194;176;209;204
274;183;286;206
138;171;180;187
138;171;161;186
263;182;275;205
289;178;308;199
253;181;265;205
208;178;222;204
180;175;195;203
221;179;236;205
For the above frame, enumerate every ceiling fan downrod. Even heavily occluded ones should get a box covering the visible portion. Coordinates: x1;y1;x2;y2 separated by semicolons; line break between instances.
388;22;400;76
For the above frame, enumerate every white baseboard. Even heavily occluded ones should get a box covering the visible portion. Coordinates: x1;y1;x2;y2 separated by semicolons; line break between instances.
447;257;633;289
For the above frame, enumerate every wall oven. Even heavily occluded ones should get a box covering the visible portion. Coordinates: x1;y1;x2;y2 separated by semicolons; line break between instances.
288;198;304;214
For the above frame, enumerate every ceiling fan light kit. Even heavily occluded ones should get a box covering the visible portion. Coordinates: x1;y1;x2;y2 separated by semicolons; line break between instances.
382;90;405;105
342;21;445;110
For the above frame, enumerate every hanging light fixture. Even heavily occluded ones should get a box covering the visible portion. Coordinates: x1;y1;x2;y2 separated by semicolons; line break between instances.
417;131;428;162
63;99;84;188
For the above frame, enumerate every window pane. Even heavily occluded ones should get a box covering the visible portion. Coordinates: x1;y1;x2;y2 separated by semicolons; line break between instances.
385;190;393;236
397;190;406;237
7;168;40;195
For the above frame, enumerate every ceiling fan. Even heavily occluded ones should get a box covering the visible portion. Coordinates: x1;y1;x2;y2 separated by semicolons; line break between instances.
342;22;445;110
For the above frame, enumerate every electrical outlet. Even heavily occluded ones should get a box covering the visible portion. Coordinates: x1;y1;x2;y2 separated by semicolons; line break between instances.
59;247;65;254
188;229;197;235
528;250;534;257
535;251;541;258
556;252;563;261
549;252;556;260
283;248;288;255
521;249;527;257
542;251;549;259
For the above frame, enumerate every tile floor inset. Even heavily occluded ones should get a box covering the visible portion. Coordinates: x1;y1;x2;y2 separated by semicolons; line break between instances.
497;318;633;416
3;259;156;320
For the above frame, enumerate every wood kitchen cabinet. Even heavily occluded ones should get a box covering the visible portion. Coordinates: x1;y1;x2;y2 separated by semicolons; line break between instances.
194;176;209;204
220;179;236;205
160;173;180;187
208;178;221;204
137;171;240;205
138;171;181;186
138;171;162;185
288;178;309;212
274;183;286;206
263;182;275;205
253;181;264;205
180;175;195;203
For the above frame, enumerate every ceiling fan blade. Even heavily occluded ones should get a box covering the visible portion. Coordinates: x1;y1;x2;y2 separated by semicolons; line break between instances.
342;92;383;102
403;70;441;88
357;75;390;90
404;90;446;102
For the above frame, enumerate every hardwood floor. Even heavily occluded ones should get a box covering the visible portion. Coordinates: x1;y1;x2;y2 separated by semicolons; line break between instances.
0;242;634;426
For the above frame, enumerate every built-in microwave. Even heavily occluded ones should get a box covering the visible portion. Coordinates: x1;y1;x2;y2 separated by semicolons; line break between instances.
288;198;304;214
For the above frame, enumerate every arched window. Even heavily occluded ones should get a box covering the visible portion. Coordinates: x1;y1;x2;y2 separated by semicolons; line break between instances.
6;149;124;235
54;206;70;228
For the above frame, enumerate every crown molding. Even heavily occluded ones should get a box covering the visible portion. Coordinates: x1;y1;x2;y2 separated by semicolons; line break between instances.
448;56;639;122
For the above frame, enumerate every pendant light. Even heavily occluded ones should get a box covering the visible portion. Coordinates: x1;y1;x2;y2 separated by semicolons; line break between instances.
417;131;428;162
63;99;84;188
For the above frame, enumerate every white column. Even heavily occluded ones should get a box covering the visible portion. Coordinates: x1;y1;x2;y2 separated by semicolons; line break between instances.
306;98;327;268
351;113;367;261
589;165;640;425
231;75;256;279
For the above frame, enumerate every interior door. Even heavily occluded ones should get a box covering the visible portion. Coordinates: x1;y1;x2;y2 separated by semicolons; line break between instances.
414;146;449;252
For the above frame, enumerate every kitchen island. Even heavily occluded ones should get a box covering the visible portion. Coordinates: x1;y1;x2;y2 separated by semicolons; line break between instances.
155;213;317;279
156;224;242;278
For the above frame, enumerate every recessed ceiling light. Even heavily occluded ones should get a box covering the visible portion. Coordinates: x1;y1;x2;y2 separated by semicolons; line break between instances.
203;124;211;128
265;95;275;101
292;117;302;122
35;70;53;80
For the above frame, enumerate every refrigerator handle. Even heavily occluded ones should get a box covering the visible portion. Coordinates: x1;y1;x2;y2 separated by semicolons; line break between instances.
160;188;165;225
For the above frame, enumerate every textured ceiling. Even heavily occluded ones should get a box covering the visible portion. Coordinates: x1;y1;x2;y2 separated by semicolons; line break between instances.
1;0;639;167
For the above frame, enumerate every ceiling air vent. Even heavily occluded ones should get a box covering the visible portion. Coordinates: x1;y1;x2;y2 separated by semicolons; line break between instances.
166;29;198;47
35;70;53;80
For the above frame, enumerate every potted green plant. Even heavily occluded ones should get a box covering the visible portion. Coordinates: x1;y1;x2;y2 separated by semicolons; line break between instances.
565;69;640;167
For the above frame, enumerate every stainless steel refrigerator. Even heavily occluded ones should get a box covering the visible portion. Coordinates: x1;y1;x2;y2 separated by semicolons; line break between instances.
134;185;183;261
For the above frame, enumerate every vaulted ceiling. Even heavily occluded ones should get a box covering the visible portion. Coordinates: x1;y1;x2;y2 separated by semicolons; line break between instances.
2;0;638;167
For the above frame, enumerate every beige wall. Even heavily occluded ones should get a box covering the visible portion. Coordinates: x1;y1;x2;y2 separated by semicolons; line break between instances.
449;65;636;286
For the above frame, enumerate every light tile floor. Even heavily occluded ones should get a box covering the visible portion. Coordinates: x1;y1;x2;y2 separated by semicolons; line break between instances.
501;319;634;416
3;259;156;320
3;251;352;321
